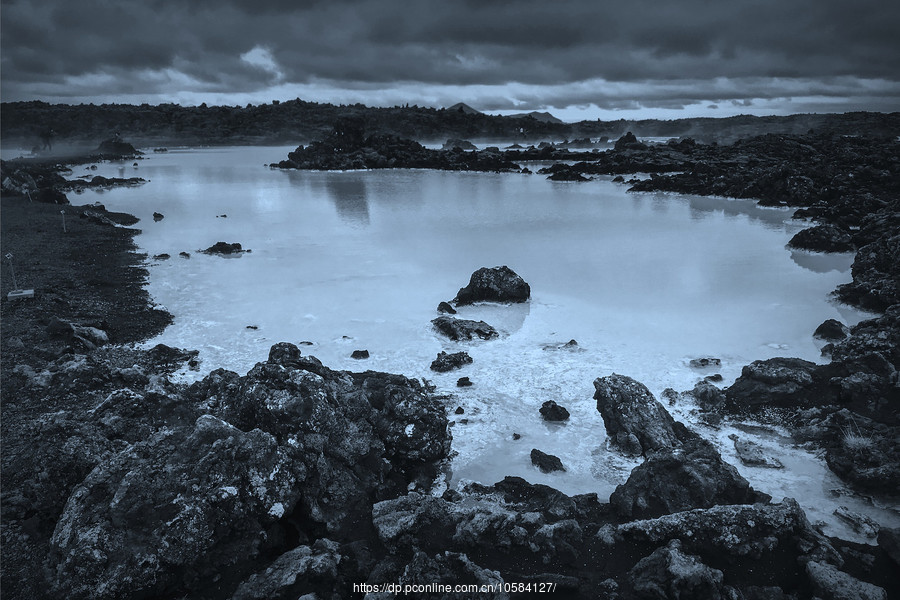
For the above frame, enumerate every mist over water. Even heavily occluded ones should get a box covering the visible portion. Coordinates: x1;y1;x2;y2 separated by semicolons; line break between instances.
83;146;896;541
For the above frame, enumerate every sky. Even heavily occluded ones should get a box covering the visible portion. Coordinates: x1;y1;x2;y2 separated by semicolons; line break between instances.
2;0;899;122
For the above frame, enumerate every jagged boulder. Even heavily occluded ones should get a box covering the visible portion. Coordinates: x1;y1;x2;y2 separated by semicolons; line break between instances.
628;540;725;600
230;539;342;600
593;374;681;456
610;436;768;519
531;449;566;473
815;319;849;341
453;266;530;306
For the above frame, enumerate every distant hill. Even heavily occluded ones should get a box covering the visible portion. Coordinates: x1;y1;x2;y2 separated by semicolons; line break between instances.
446;103;482;115
1;100;898;148
505;111;563;124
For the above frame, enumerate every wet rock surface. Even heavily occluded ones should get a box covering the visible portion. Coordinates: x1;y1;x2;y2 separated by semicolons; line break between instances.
430;351;473;372
201;241;249;255
594;374;681;456
431;316;499;341
453;266;531;306
539;400;570;422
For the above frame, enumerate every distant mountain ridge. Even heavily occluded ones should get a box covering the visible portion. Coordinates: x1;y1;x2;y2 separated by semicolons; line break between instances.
504;111;564;124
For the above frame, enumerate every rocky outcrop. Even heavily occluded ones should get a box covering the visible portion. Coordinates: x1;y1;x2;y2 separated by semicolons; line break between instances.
788;224;855;253
453;266;531;306
96;138;138;156
47;343;451;599
724;357;820;410
593;374;681;456
432;316;499;341
430;351;473;372
627;540;725;600
614;132;648;152
836;234;900;311
610;436;768;520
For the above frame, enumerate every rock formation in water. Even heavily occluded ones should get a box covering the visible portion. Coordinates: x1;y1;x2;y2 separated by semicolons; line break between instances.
453;266;531;306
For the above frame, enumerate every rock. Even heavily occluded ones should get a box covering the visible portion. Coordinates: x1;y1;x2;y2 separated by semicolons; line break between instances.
833;506;880;539
437;301;457;314
96;138;138;155
153;212;164;221
729;434;784;469
600;498;841;566
610;436;768;520
455;406;465;414
836;234;900;311
395;551;506;598
689;381;727;410
704;374;724;383
147;343;199;372
201;241;248;255
539;400;570;422
46;317;109;350
430;351;473;372
614;132;648;151
805;560;887;600
179;251;190;259
690;357;721;368
789;224;855;252
593;374;681;456
628;540;725;600
512;433;521;440
453;266;530;305
351;349;369;359
153;253;170;260
50;415;308;599
548;169;589;181
442;139;477;151
725;357;820;410
432;316;498;341
815;318;850;341
531;449;566;473
456;377;472;387
230;540;341;600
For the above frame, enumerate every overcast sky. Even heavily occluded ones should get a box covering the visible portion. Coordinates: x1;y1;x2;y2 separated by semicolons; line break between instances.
2;0;898;121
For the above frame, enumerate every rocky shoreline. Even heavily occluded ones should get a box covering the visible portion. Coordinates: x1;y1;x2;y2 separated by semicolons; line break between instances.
2;135;899;599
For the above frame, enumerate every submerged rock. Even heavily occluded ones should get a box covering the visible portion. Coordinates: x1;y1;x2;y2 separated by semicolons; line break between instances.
350;349;369;359
453;266;530;306
689;357;721;368
593;373;681;456
432;316;499;341
430;351;473;372
729;434;784;469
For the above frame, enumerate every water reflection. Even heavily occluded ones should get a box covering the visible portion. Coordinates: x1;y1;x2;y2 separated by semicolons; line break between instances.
789;249;854;274
324;174;370;225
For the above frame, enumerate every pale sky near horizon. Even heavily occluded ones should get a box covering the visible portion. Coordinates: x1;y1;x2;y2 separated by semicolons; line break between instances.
2;0;899;121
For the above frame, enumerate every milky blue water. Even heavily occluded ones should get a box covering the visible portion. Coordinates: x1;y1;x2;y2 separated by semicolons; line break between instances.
78;146;896;541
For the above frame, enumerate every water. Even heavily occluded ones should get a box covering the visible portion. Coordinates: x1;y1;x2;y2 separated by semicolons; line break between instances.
80;146;897;541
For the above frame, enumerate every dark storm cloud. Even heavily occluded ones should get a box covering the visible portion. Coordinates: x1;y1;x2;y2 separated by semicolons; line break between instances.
1;0;898;113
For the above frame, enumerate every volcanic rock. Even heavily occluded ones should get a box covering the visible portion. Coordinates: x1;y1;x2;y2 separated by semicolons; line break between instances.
593;373;681;456
531;449;566;473
539;400;570;422
430;351;473;372
431;316;499;341
453;266;530;305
